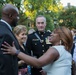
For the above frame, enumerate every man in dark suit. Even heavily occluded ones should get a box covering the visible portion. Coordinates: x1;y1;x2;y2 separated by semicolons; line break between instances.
26;15;52;75
0;4;20;75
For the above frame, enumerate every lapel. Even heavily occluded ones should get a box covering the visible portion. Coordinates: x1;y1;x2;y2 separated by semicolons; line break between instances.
0;21;19;48
0;21;18;41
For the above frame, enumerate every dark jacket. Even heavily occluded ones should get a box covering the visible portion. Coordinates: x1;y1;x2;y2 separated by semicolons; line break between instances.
18;44;29;69
26;30;52;75
0;21;20;75
26;30;51;57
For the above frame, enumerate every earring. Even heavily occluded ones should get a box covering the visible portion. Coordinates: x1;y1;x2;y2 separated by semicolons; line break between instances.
60;40;62;45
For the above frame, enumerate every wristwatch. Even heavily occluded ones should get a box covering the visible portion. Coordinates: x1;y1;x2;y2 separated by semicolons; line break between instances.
15;50;20;56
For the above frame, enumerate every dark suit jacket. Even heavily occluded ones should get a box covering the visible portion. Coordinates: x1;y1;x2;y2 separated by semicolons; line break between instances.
0;21;20;75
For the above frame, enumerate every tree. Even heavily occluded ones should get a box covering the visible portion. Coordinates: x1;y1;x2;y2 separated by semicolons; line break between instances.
0;0;63;30
58;5;76;29
23;0;63;30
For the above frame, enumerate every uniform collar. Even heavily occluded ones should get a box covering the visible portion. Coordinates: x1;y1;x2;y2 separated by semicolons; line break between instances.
37;30;45;35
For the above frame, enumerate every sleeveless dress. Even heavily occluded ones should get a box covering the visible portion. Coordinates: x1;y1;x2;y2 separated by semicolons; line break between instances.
42;45;72;75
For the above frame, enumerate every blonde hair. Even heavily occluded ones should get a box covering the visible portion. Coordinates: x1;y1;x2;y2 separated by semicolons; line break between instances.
54;26;73;51
13;25;27;35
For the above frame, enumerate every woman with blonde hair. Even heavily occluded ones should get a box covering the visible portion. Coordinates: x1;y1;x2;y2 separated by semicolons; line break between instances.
13;25;28;75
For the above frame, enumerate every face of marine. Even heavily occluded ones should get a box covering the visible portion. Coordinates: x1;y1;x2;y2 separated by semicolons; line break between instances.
36;17;46;32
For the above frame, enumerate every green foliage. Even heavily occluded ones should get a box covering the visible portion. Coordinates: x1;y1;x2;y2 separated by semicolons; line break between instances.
23;0;62;30
45;14;54;31
0;0;62;31
0;0;5;3
13;0;21;3
58;6;76;29
0;4;2;18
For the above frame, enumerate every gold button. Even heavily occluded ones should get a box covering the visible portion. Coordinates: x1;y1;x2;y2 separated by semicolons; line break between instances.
35;43;37;45
41;35;43;37
42;50;44;52
42;45;44;47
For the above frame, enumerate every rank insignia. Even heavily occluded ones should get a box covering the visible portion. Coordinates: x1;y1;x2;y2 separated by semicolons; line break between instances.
32;39;39;41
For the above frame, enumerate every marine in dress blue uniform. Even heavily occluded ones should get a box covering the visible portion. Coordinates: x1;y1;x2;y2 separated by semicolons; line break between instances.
26;30;52;75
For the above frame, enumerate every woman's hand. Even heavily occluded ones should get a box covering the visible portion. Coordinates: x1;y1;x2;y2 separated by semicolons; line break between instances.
1;41;17;55
40;70;47;75
18;60;25;66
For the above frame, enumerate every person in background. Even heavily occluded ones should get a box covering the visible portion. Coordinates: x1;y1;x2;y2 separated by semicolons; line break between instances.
2;26;73;75
71;30;76;43
0;4;20;75
71;30;76;61
73;30;76;42
71;30;76;75
13;25;28;75
26;15;52;75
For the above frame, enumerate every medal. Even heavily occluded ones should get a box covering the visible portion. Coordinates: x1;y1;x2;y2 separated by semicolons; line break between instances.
46;37;51;44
